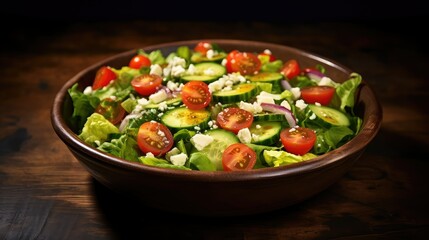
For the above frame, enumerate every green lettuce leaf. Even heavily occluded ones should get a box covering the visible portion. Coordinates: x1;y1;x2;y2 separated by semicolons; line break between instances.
188;152;216;171
68;83;100;132
263;150;317;167
98;133;140;162
138;156;191;170
78;113;119;146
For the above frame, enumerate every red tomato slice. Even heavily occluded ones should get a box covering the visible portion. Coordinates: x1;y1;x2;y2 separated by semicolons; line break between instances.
94;97;126;125
300;86;335;105
280;59;300;80
194;41;212;55
216;108;253;134
222;143;257;171
137;121;174;156
131;74;162;96
181;81;212;110
280;127;316;155
92;66;117;90
226;50;261;75
129;55;151;69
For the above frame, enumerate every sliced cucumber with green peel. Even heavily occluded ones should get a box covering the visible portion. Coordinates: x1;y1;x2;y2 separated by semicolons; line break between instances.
247;72;283;93
196;129;239;171
144;96;182;109
308;104;350;127
190;52;227;63
249;121;282;145
247;72;284;82
212;83;257;103
253;112;286;122
161;107;211;131
181;62;226;83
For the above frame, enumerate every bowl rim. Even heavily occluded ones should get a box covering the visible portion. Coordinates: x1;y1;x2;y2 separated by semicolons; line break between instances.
51;39;383;182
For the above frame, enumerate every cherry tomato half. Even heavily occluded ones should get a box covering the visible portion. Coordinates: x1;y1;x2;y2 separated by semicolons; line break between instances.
194;41;212;56
181;81;212;110
280;59;301;80
225;50;261;75
216;107;253;134
94;97;126;125
129;54;151;69
137;121;174;156
300;85;336;105
222;143;257;171
92;66;117;90
131;74;163;96
280;127;316;155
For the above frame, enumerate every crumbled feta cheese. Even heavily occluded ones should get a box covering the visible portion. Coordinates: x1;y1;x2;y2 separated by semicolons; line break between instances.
263;49;272;55
138;98;149;105
290;87;301;100
295;99;308;110
318;76;334;86
145;152;155;158
280;100;291;110
221;58;227;66
255;124;261;129
251;133;259;142
186;64;196;75
206;49;215;59
190;134;214;151
237;128;252;144
258;91;283;100
257;95;275;104
166;81;179;91
315;102;321;106
149;90;168;103
157;130;165;137
150;64;163;76
158;101;168;111
165;147;181;161
171;65;186;77
309;113;316;120
238;101;263;114
170;153;188;166
83;86;93;95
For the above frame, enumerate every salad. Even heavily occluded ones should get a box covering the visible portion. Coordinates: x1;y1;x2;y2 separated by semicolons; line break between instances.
68;41;362;171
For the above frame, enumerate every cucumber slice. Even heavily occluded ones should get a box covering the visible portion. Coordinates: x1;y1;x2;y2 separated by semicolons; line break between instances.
196;129;239;171
247;72;284;82
253;112;286;122
212;83;257;104
249;121;282;145
190;52;227;63
144;96;182;109
181;62;226;83
308;104;350;127
161;107;211;131
247;72;284;93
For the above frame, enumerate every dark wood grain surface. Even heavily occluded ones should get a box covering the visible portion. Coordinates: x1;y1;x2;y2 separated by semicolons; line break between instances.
1;18;428;239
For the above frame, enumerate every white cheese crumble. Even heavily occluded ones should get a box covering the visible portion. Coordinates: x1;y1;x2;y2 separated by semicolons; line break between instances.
190;134;214;151
170;153;188;166
318;76;335;86
186;64;196;75
280;100;291;110
150;64;163;76
239;101;263;114
309;113;317;120
145;152;155;158
295;99;308;110
206;49;215;59
257;95;275;104
149;90;168;103
83;86;93;95
237;128;252;144
290;87;301;100
263;49;272;55
221;58;227;66
208;73;246;93
315;102;321;106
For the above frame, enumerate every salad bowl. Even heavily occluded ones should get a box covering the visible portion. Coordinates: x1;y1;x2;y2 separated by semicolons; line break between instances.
51;39;382;216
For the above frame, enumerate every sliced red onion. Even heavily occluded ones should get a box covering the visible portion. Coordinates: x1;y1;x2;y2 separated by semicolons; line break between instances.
260;102;297;127
305;68;325;82
280;79;292;90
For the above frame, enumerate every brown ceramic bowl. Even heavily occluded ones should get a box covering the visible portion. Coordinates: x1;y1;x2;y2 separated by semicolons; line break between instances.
51;39;382;216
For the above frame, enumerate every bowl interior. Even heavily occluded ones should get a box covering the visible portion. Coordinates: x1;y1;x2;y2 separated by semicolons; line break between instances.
52;39;382;180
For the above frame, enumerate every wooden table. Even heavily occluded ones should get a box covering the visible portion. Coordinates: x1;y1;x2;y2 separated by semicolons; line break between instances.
1;18;428;239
